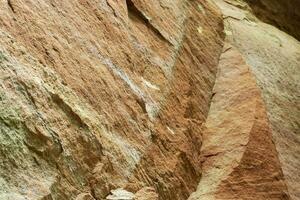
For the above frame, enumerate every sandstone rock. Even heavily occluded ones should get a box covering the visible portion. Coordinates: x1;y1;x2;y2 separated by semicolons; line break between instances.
0;0;299;199
213;1;300;198
189;43;290;199
75;193;95;200
134;187;158;200
106;188;135;200
0;0;223;199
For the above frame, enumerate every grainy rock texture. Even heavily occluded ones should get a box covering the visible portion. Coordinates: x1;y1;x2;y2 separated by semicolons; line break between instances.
0;0;299;200
0;0;223;199
188;43;290;200
213;0;300;198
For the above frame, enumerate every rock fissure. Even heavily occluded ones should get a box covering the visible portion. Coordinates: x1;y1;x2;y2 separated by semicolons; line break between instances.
7;0;15;13
126;0;173;46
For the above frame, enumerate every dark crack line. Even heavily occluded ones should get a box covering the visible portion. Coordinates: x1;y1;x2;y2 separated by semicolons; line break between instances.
7;0;16;13
126;0;173;46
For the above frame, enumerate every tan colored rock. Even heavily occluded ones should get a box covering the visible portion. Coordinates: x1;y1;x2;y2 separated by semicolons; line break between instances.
75;193;95;200
0;0;299;199
134;187;158;200
188;44;290;199
106;188;135;200
0;0;224;199
214;0;300;198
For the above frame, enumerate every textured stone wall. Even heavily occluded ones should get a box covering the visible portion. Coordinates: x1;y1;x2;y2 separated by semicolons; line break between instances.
0;0;299;199
0;0;224;199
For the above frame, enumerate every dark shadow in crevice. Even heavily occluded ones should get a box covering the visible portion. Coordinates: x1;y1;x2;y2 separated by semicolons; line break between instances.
126;0;172;45
245;0;300;41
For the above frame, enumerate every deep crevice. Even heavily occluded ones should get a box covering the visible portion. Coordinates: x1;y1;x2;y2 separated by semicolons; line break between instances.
7;0;16;13
126;0;172;45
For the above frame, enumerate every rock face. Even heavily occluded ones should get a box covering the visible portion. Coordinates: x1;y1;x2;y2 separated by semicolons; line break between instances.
188;44;290;200
0;0;223;199
213;0;300;198
0;0;299;200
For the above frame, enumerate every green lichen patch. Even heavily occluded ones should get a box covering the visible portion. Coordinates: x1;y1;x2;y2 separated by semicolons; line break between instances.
0;51;7;64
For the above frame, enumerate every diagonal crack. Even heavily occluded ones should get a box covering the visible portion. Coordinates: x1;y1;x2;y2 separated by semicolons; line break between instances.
7;0;16;13
126;0;173;46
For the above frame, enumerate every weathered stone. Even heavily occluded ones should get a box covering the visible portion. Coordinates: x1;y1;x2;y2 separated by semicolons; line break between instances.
0;0;299;199
0;0;223;199
134;187;158;200
213;1;300;198
75;193;95;200
189;43;290;199
106;188;135;200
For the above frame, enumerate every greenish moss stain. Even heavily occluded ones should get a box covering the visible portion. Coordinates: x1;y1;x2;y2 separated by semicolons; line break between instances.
0;51;7;64
0;92;22;129
0;90;28;171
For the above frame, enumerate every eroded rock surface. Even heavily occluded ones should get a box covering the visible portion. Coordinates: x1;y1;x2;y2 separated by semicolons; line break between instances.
0;0;299;200
0;0;223;199
189;44;290;200
213;0;300;198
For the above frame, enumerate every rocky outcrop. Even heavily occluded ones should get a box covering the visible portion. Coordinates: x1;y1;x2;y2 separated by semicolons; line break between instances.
0;0;224;199
188;44;290;200
213;0;300;198
0;0;299;200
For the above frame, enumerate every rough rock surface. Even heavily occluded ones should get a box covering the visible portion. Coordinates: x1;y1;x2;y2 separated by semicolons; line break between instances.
0;0;223;199
188;44;290;200
213;0;300;198
0;0;299;200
